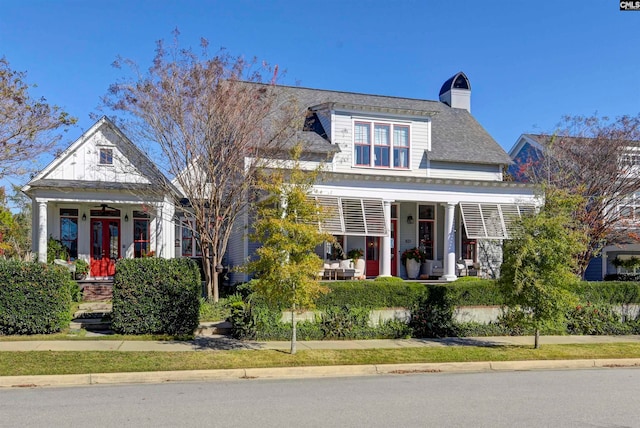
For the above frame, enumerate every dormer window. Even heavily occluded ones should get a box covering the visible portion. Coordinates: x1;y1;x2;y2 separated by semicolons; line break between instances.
354;121;410;169
99;148;113;165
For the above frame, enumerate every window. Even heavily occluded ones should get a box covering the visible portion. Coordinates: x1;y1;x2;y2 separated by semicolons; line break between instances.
133;211;150;258
461;223;476;261
418;205;434;260
99;148;113;165
354;122;371;166
60;208;78;259
354;121;409;169
181;219;202;257
374;124;390;167
618;193;640;223
393;126;409;169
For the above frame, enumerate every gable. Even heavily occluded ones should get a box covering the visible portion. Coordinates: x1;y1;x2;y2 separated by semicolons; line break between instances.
24;117;171;193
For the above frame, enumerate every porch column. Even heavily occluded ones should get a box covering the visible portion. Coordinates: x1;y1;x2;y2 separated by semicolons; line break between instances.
379;200;392;277
441;202;457;281
36;199;48;263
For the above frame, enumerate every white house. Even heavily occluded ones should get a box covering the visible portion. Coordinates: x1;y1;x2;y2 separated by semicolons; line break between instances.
24;72;538;282
22;117;177;278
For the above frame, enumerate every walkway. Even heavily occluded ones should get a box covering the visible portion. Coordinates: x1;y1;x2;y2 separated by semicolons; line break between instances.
2;334;640;352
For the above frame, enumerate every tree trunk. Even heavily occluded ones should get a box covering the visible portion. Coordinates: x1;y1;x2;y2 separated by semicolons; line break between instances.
534;328;540;349
290;303;297;355
202;248;219;303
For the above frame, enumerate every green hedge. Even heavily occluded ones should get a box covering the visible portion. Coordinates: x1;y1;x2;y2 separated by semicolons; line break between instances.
112;258;201;336
0;261;71;334
571;281;640;304
229;279;640;340
316;280;428;309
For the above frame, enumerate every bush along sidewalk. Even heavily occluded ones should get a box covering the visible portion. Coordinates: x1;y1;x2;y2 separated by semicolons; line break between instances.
228;279;640;340
111;258;201;336
0;261;72;335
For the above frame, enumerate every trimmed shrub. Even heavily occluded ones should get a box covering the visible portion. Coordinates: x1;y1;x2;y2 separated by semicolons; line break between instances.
112;258;200;336
315;280;427;309
410;285;458;338
571;281;640;304
0;261;71;334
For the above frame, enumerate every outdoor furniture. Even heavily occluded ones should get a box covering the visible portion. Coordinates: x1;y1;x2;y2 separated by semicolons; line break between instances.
424;259;443;277
456;259;475;276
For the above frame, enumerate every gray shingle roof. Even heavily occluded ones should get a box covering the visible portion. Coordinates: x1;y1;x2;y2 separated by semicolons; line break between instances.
269;84;511;165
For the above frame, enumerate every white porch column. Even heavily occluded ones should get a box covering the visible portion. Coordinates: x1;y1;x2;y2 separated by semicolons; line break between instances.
36;199;48;263
441;202;457;281
379;200;392;277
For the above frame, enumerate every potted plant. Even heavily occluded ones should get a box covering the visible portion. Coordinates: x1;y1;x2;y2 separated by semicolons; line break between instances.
402;247;426;279
347;248;364;262
74;259;89;280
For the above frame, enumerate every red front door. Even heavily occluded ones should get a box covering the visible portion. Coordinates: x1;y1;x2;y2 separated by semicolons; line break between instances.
366;236;380;277
90;219;120;277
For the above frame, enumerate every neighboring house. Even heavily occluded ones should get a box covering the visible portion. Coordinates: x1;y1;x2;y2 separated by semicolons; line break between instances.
509;133;640;281
24;72;537;282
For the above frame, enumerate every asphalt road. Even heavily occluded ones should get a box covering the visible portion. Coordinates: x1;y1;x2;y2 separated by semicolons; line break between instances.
2;368;639;427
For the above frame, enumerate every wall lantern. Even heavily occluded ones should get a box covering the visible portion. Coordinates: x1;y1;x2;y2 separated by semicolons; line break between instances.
82;213;87;221
407;215;414;224
124;214;129;222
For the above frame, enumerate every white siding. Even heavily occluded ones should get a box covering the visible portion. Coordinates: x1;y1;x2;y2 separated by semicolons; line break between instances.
227;209;249;284
428;161;502;181
43;124;150;184
331;112;354;172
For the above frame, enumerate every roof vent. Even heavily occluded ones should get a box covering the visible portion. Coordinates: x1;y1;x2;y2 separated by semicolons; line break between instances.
439;72;471;112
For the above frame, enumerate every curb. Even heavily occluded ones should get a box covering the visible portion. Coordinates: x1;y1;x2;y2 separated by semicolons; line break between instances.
2;358;640;389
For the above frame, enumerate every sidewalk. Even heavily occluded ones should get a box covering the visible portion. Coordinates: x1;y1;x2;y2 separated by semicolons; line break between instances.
2;334;640;388
2;334;640;352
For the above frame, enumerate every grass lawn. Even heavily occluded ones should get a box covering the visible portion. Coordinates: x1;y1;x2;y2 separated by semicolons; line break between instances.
2;343;640;376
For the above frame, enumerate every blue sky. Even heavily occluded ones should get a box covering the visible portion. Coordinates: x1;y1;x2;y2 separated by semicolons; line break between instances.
1;0;639;187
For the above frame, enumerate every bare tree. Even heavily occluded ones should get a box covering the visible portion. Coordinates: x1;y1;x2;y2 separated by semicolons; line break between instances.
519;114;640;275
0;57;76;179
104;32;299;301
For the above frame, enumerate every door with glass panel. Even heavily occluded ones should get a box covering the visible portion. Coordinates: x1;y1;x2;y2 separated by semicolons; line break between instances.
90;219;120;276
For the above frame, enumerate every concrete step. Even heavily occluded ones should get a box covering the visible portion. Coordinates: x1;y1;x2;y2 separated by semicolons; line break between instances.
196;321;232;336
70;318;112;331
78;302;112;312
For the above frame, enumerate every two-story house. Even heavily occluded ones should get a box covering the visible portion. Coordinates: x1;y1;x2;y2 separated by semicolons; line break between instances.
509;133;640;280
23;72;537;282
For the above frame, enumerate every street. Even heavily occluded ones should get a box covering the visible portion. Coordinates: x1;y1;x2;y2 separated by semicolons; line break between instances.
1;368;639;427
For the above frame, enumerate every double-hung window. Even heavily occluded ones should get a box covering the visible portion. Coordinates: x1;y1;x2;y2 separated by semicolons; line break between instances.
133;211;150;258
354;122;371;166
60;208;78;259
393;125;409;168
354;120;410;169
374;124;390;167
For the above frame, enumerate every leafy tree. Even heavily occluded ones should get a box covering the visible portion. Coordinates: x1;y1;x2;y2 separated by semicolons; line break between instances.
515;114;640;275
245;147;330;354
104;31;299;302
0;186;31;260
0;57;76;179
499;188;588;348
